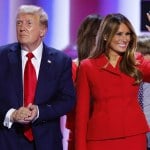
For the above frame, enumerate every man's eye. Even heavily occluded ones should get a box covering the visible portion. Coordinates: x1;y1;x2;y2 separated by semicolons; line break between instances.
17;21;22;25
28;22;32;25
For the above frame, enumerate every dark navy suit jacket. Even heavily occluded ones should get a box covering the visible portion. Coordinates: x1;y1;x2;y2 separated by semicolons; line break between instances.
0;43;75;150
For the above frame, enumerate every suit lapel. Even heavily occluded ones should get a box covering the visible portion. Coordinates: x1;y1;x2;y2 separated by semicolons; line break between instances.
8;44;23;106
35;45;56;103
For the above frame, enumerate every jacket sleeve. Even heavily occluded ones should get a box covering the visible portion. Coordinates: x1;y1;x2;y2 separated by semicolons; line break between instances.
36;56;76;123
135;52;150;82
75;61;90;150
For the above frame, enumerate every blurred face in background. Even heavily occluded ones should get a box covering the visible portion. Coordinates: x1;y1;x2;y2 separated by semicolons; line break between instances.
144;54;150;61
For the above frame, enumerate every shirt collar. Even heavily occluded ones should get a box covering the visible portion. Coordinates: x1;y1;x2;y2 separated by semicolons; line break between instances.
21;42;43;60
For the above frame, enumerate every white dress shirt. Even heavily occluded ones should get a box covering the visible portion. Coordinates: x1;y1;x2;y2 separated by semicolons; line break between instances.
3;42;43;128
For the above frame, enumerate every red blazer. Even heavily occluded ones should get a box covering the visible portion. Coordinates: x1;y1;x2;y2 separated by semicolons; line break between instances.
66;61;77;130
75;53;150;150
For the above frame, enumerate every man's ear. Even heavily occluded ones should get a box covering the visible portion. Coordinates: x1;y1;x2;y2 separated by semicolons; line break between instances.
40;27;47;37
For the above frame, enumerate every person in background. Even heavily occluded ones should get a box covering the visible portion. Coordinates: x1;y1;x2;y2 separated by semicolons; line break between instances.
146;12;150;31
137;35;150;150
75;13;150;150
76;14;103;66
66;14;103;150
0;5;75;150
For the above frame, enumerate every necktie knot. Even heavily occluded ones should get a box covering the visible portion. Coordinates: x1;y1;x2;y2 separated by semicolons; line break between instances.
26;52;34;60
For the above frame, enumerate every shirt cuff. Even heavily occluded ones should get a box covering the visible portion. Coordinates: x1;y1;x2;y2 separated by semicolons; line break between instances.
3;108;16;128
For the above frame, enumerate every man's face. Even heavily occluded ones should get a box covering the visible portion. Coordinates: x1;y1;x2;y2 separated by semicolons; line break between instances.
16;13;46;48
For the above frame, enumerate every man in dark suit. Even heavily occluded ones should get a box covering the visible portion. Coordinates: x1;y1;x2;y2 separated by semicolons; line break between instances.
0;5;75;150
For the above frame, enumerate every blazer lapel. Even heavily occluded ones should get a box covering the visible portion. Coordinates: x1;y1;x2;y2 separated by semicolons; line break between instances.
8;45;23;106
94;54;121;75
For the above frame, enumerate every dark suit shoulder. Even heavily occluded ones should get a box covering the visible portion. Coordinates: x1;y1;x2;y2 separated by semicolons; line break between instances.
0;42;20;53
43;44;71;60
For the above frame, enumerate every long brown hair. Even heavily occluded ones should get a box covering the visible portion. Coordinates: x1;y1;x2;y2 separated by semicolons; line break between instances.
91;13;142;84
77;14;103;62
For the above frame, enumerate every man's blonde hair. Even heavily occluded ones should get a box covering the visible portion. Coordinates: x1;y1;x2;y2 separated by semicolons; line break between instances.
17;5;48;28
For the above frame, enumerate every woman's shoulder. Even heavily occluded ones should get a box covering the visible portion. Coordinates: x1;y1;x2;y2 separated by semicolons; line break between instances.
135;52;144;61
72;58;79;66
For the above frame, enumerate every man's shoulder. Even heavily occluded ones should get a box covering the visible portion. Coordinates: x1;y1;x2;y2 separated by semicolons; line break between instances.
44;44;71;59
0;42;19;52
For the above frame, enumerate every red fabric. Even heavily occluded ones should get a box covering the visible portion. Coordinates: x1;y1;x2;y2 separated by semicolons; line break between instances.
66;61;77;150
75;55;150;150
72;61;78;82
24;52;37;141
87;134;147;150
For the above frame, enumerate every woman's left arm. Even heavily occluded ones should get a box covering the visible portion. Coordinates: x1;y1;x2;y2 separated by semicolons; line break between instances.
135;52;150;82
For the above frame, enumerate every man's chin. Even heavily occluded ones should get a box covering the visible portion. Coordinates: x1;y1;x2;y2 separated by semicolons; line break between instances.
18;40;28;44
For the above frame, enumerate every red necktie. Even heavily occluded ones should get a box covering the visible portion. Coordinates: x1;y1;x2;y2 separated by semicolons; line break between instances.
24;52;37;141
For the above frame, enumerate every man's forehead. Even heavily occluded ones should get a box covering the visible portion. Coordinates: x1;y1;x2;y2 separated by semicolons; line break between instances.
16;13;39;20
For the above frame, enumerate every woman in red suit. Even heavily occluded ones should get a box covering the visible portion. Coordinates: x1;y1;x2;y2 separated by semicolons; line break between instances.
75;13;150;150
66;14;103;150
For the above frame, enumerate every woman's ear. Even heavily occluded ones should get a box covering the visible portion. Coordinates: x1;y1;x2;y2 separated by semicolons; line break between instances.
104;35;107;41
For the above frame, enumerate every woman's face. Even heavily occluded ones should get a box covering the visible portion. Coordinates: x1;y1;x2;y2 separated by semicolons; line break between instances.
109;23;131;55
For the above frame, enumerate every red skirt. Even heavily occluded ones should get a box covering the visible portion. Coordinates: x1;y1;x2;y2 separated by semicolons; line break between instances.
87;134;147;150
